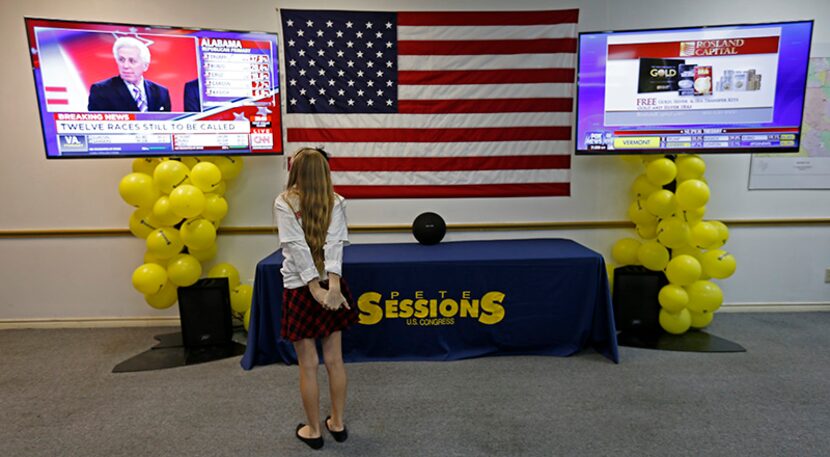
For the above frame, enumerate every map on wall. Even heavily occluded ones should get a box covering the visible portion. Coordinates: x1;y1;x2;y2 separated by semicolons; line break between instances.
749;57;830;189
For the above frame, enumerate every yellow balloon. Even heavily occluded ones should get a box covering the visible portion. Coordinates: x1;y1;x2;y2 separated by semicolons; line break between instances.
637;240;670;271
646;158;677;186
659;308;691;335
690;221;720;249
628;199;657;226
143;251;170;269
636;224;658;240
659;284;689;313
671;244;701;261
686;280;723;313
180;218;217;250
611;238;641;266
657;218;690;249
211;180;227;197
207;262;241;288
631;174;660;200
231;284;254;315
152;196;183;227
676;179;710;210
191;162;223;192
646;189;677;218
129;209;160;239
665;255;701;286
132;263;168;295
146;227;184;259
189;243;218;262
211;156;243;180
167;254;202;287
169;184;206;219
642;155;661;165
153;160;190;194
180;157;201;169
709;220;729;248
690;310;714;329
243;307;251;331
202;194;229;222
700;249;737;279
119;172;159;208
132;158;161;175
680;206;706;225
145;281;178;310
676;155;706;182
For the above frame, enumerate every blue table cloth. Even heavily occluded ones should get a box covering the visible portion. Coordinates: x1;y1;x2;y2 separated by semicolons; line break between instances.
241;238;618;368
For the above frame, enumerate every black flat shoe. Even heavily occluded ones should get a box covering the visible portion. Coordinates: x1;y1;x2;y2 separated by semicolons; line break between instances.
295;423;324;450
325;415;348;442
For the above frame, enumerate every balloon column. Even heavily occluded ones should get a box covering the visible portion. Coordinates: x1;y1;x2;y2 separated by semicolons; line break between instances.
611;155;736;335
120;157;253;329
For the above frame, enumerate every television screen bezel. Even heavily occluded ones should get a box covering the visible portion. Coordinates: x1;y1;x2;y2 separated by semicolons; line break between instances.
574;19;814;156
24;16;284;159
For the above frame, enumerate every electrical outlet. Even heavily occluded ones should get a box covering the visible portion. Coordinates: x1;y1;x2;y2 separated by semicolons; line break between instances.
826;269;830;284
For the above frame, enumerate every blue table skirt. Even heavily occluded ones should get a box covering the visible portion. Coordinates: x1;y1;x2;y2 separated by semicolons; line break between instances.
242;238;619;368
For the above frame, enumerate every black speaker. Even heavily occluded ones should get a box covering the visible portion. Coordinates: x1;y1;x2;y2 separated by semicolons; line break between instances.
612;266;667;333
177;277;233;348
412;212;446;245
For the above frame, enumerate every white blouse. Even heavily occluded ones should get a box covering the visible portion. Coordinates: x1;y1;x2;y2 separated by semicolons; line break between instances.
273;193;349;289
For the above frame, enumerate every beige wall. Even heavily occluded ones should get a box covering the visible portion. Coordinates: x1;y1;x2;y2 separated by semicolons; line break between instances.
1;0;829;323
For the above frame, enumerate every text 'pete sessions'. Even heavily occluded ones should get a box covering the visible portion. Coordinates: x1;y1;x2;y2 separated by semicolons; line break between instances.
357;290;506;325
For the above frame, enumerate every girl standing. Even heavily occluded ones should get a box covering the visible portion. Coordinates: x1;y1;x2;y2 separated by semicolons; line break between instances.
274;148;358;449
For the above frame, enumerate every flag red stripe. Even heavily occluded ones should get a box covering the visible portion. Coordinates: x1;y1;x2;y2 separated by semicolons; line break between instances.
334;183;570;198
398;68;574;85
329;155;570;172
398;38;577;55
44;86;68;92
288;126;571;142
398;98;573;114
47;99;69;105
397;10;579;26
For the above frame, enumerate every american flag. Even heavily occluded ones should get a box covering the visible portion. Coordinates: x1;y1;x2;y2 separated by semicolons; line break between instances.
280;9;578;198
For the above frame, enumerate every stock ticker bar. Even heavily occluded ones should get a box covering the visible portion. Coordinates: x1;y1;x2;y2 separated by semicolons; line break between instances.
586;127;800;151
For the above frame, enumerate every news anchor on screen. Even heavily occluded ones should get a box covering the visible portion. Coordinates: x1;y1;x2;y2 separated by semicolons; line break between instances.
87;37;171;112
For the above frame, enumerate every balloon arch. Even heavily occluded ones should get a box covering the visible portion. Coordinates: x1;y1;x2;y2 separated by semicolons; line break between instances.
609;155;737;335
119;156;254;330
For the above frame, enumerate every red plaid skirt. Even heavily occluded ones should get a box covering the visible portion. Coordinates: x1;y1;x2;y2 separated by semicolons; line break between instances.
280;279;359;342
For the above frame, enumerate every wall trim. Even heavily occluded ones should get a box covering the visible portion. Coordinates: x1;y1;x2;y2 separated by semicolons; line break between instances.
0;316;180;329
2;217;830;238
719;302;830;313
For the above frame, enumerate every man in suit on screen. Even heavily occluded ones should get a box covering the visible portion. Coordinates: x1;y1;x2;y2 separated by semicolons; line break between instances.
183;79;201;112
87;37;171;112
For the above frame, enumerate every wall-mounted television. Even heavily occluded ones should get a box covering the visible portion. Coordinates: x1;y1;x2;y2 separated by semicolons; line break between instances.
25;18;283;159
576;20;813;155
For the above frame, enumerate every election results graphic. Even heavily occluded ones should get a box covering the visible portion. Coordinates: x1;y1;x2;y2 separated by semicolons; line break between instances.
25;18;283;158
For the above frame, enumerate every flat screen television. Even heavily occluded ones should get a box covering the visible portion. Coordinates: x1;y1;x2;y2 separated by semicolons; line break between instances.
24;18;283;159
575;20;813;155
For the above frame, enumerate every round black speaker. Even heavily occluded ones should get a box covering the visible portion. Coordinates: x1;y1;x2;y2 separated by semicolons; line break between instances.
412;212;446;245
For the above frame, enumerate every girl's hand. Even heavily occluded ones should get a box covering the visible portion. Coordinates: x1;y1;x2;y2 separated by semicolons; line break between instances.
308;280;327;306
324;289;349;311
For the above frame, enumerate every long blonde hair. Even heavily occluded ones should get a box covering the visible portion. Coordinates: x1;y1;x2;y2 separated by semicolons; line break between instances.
284;148;335;276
